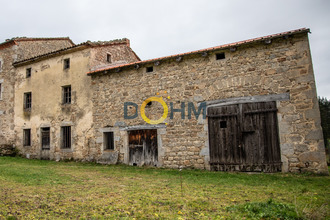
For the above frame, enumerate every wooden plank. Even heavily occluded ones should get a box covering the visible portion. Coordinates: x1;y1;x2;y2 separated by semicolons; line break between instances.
208;101;281;172
128;129;158;166
202;93;289;108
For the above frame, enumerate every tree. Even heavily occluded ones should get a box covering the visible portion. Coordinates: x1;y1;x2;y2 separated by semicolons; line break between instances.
318;97;330;149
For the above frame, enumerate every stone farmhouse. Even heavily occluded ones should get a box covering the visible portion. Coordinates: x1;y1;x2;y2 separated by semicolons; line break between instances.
12;39;139;161
0;37;74;146
0;28;328;174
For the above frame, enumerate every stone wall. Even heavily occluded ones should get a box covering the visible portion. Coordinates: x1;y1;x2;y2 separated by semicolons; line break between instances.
13;42;140;161
90;41;140;71
90;32;328;174
0;45;16;145
15;39;74;62
0;38;74;146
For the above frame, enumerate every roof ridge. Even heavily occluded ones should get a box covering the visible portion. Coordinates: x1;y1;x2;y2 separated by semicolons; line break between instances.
86;38;129;46
11;37;71;41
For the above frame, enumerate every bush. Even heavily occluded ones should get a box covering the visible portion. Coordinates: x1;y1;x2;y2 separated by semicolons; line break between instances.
227;198;301;219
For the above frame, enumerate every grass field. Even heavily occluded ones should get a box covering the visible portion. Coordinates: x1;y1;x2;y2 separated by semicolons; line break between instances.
0;157;329;219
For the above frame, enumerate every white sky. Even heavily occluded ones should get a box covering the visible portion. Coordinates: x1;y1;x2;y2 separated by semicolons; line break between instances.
1;0;329;98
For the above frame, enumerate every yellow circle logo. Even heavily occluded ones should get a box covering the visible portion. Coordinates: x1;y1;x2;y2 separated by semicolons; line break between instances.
140;97;168;124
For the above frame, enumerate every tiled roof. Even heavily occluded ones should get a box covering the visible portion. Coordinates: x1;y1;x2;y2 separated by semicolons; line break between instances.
87;28;310;76
0;40;17;50
13;38;131;67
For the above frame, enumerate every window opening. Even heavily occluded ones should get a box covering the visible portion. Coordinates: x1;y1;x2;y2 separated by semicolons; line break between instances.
62;86;71;104
220;121;227;128
146;66;153;73
24;92;32;110
0;83;2;100
61;126;71;149
107;54;111;63
216;52;225;60
64;58;70;70
26;68;32;78
104;132;114;150
23;129;31;146
41;127;50;150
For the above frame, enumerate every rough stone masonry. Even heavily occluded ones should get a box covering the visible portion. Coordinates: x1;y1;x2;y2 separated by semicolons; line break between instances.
88;28;328;174
0;29;328;174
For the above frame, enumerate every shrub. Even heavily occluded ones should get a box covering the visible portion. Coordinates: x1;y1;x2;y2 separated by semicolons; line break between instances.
227;198;301;219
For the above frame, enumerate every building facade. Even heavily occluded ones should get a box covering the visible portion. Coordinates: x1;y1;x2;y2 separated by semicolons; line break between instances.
13;39;139;160
0;28;328;174
88;28;328;174
0;38;74;145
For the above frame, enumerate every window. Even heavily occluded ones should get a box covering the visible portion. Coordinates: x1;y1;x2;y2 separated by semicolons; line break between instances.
216;52;225;60
23;129;31;146
26;68;32;78
220;121;227;128
146;66;153;73
41;127;50;150
63;58;70;70
107;54;111;63
62;85;71;104
0;82;2;100
61;126;71;149
104;132;114;150
24;92;32;110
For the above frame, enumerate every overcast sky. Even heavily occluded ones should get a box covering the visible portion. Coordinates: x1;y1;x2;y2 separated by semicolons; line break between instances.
1;0;329;98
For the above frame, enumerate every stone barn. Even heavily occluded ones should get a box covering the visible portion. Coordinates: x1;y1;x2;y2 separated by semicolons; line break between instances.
88;28;328;174
0;37;74;146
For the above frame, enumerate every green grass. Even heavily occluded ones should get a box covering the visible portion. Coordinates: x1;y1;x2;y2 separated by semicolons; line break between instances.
0;157;329;219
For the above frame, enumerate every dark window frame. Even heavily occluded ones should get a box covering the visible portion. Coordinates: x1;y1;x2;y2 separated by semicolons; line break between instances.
63;58;70;70
23;129;31;146
24;92;32;110
26;68;32;78
41;127;50;150
104;132;114;150
61;126;71;149
62;85;71;104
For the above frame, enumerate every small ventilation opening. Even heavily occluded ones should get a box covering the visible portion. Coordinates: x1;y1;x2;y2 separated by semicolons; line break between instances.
147;101;152;106
216;52;225;60
133;163;137;166
107;54;111;63
26;68;32;78
146;66;153;73
220;121;227;128
63;58;70;69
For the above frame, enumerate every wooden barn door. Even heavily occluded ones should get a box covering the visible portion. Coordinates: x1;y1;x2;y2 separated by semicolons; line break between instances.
208;102;281;172
208;104;242;170
128;129;158;166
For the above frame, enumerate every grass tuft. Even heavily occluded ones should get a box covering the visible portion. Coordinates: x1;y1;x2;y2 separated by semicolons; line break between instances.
227;198;302;219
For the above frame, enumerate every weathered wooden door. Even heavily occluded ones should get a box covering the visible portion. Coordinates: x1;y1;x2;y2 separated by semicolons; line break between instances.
40;127;50;160
128;129;158;166
208;102;281;172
